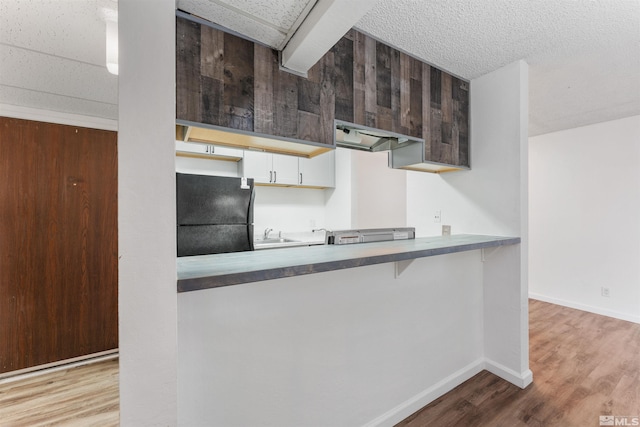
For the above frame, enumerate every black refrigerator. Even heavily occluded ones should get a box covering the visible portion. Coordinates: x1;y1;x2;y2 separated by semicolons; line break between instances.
176;173;255;256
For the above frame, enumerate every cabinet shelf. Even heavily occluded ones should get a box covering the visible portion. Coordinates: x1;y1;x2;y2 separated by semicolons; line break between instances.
176;122;334;159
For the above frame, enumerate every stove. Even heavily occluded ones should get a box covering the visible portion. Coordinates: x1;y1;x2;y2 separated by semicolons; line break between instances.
326;227;415;245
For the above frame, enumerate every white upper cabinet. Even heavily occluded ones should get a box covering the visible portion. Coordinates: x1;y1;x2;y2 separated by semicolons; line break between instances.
298;150;335;188
241;151;273;183
271;154;299;186
241;150;335;188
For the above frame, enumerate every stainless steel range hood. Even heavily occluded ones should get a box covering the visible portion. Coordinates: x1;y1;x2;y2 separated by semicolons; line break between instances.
335;120;469;174
335;120;424;153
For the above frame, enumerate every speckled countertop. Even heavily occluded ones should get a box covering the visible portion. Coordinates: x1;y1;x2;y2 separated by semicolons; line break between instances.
177;234;520;292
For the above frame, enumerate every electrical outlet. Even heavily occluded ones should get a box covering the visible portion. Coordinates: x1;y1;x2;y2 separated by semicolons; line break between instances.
601;287;610;297
434;210;441;223
442;225;451;236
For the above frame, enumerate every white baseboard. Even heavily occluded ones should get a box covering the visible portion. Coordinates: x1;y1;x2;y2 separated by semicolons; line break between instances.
529;292;640;324
362;357;533;427
0;350;119;383
0;103;118;131
361;359;485;427
484;359;533;389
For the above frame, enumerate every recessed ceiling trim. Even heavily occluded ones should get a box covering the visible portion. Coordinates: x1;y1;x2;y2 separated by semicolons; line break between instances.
188;0;291;34
276;0;318;50
281;0;380;74
176;9;270;48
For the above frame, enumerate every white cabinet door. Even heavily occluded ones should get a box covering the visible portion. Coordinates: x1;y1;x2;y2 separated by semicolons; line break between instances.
242;152;299;185
298;150;335;188
271;154;299;185
241;151;272;184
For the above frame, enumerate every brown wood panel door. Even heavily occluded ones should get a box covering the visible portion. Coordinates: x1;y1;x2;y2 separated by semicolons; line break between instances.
0;117;118;374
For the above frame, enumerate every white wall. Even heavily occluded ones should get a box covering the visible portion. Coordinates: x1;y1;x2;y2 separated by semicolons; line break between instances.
254;186;327;233
118;0;177;425
406;60;530;385
351;149;407;229
323;148;407;231
529;115;640;323
324;147;356;230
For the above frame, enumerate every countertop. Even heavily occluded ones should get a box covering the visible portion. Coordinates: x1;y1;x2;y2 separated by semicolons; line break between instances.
177;234;520;292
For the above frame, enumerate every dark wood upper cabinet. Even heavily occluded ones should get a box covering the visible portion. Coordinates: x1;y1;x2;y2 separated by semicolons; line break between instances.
176;17;335;157
176;15;469;169
338;30;469;168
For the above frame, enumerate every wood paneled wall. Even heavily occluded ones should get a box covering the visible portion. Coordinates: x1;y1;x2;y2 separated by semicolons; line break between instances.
0;117;118;374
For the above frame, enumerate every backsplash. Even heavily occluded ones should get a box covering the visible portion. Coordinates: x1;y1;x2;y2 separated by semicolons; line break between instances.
253;186;327;235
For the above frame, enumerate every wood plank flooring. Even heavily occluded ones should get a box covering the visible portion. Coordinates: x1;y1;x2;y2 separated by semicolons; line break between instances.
0;359;119;426
397;299;640;426
0;300;637;426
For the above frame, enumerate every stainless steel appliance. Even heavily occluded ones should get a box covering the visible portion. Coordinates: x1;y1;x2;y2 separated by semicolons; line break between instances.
326;227;415;245
335;120;423;153
176;173;254;256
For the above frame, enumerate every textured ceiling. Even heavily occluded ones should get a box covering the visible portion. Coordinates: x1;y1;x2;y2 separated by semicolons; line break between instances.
0;0;118;119
1;0;638;137
355;0;640;136
176;0;316;48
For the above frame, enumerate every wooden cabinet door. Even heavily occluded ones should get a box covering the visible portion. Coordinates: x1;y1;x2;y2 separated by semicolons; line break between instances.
425;69;470;167
0;117;118;374
176;16;336;148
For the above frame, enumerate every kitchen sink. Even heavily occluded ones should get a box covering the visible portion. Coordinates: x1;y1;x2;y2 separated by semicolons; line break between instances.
258;238;298;244
253;236;326;250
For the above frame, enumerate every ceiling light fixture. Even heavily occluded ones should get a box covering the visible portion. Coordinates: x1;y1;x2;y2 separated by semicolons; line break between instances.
106;19;118;75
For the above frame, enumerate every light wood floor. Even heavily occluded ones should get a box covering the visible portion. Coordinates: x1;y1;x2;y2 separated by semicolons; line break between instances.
0;300;638;426
0;358;119;426
398;299;640;426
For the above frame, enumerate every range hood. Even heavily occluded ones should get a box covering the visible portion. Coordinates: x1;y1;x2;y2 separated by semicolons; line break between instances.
335;120;469;174
335;120;423;153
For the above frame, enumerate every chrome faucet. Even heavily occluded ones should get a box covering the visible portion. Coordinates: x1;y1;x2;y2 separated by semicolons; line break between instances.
263;228;273;239
312;228;331;233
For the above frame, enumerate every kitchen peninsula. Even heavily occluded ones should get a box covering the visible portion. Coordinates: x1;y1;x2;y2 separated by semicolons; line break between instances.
177;232;531;426
177;234;520;292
